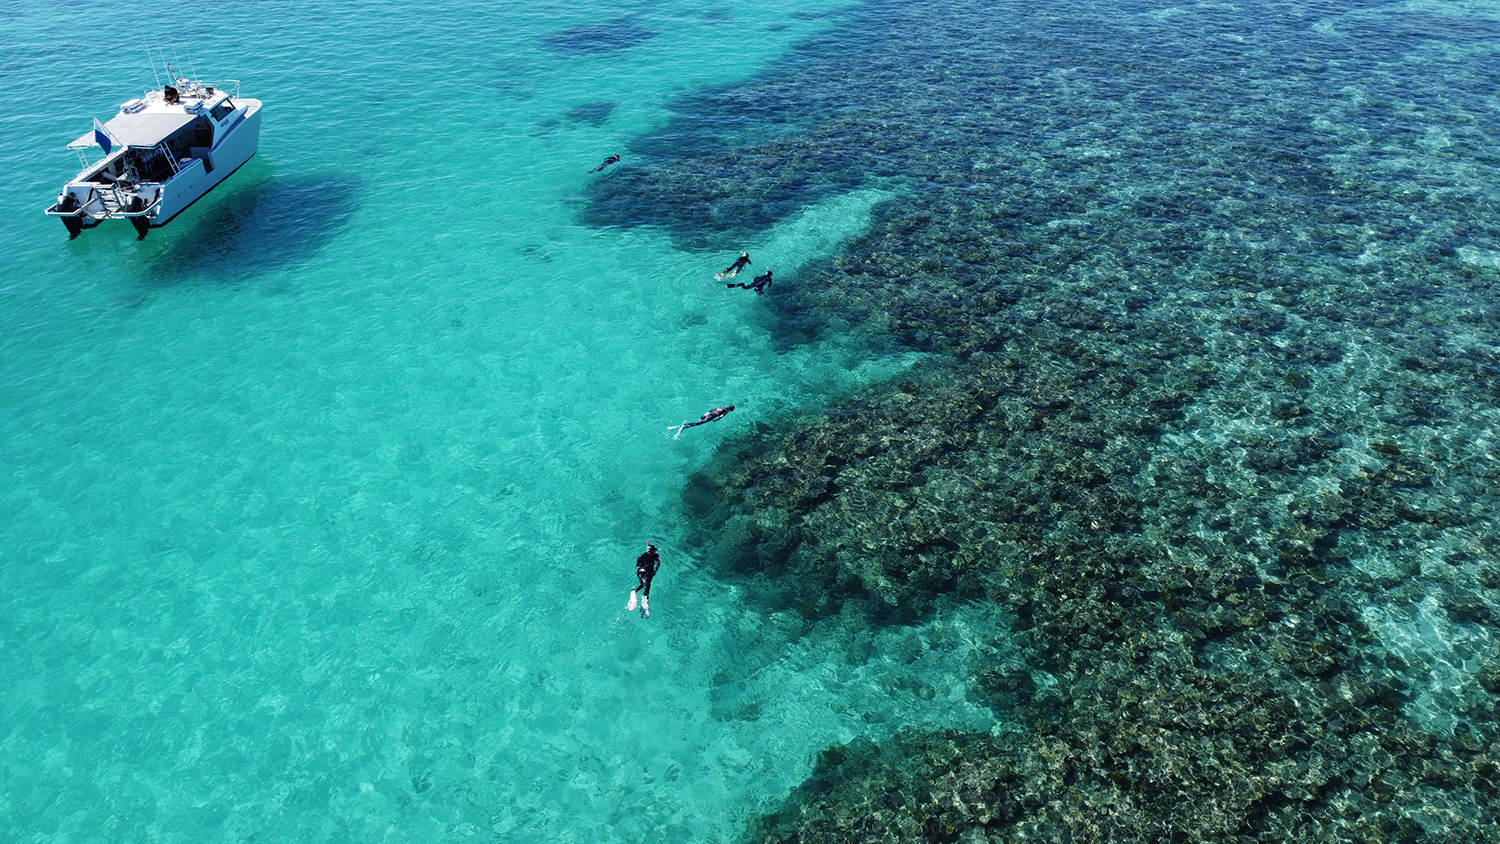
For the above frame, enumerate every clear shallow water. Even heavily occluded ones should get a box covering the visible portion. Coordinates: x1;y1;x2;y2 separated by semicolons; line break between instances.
0;1;997;841
5;0;1500;841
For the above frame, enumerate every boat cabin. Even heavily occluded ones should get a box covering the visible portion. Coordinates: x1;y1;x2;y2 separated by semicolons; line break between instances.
67;87;242;185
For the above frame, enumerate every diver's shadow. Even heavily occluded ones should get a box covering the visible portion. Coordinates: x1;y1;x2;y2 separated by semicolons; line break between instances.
143;163;360;286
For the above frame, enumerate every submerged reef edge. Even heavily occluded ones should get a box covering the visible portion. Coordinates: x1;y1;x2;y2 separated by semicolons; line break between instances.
583;0;1500;838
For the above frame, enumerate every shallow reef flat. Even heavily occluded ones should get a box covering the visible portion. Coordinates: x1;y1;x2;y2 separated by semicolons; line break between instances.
588;0;1500;839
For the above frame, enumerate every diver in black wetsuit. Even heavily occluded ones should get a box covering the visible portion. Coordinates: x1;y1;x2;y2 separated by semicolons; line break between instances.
628;543;661;617
728;270;772;294
677;404;734;434
717;252;751;279
588;154;621;173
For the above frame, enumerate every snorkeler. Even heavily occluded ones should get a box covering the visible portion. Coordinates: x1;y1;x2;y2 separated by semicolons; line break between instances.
728;270;772;295
715;252;752;280
626;543;661;618
588;154;621;173
670;404;735;438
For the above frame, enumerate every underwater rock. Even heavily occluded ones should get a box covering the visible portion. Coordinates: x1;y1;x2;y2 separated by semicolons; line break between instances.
1477;565;1500;591
1441;590;1495;626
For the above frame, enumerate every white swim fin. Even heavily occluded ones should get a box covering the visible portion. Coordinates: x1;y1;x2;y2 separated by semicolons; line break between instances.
641;595;650;618
627;590;638;612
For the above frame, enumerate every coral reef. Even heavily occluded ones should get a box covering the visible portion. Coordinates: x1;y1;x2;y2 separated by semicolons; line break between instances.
691;344;1500;841
588;0;1500;839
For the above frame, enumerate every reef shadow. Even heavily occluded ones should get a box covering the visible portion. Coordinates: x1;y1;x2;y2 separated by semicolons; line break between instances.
541;17;655;55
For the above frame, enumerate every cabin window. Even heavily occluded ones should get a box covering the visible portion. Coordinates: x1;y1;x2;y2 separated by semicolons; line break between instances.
209;101;234;122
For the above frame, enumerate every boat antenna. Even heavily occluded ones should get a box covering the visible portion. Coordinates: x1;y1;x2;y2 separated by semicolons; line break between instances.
156;42;178;85
149;47;162;88
171;44;186;82
186;50;201;86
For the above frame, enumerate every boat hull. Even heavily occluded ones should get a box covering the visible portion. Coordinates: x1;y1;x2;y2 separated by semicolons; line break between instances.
149;102;262;228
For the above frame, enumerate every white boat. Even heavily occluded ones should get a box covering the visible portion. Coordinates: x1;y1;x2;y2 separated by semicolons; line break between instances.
45;74;262;238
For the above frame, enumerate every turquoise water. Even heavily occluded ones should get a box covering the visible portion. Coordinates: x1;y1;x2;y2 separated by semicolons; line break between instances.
0;1;996;841
5;0;1500;840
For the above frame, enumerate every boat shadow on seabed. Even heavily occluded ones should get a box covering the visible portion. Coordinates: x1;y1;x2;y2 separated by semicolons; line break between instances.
140;169;361;287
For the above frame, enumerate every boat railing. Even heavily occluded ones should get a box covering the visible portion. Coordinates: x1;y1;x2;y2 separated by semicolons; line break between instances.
188;80;241;101
43;198;88;218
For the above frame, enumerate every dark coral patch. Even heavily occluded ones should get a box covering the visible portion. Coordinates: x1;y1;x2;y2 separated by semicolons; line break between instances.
541;19;654;55
565;100;616;127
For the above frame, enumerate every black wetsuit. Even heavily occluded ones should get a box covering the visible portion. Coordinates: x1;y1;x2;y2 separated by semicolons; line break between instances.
721;254;751;276
730;271;772;294
589;154;621;173
635;547;661;597
681;406;733;429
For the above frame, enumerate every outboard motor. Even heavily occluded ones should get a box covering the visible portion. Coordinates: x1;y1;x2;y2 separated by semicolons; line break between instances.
128;194;149;239
59;193;81;238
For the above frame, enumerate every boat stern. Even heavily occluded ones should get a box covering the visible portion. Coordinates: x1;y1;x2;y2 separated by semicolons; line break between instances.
44;188;90;238
44;180;162;239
